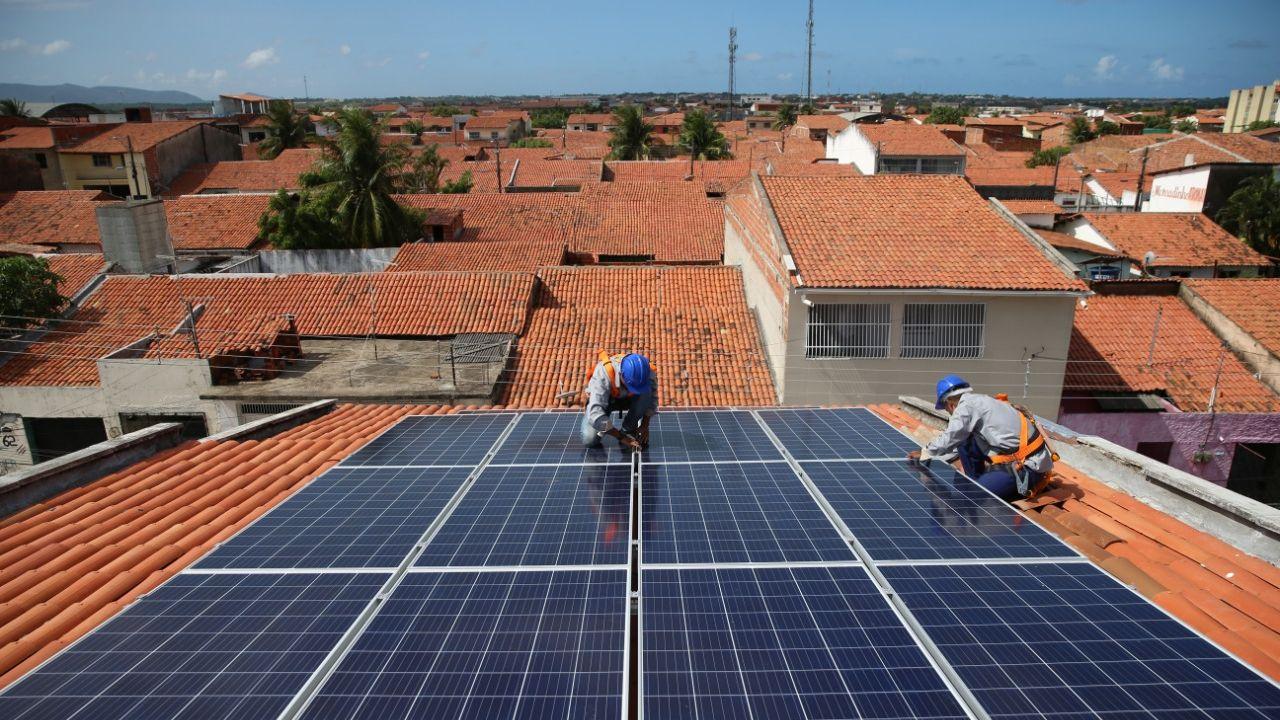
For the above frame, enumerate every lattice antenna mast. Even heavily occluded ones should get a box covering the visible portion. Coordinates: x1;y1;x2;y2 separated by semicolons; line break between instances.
805;0;815;107
727;27;738;122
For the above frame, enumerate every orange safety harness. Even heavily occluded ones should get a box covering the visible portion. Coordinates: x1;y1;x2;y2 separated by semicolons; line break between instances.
596;350;626;398
987;394;1058;498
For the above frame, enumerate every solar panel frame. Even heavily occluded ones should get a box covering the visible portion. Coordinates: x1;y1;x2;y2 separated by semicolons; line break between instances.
339;413;517;467
195;466;475;570
640;410;784;464
639;564;970;720
800;459;1080;562
639;460;855;565
0;571;389;720
882;562;1280;719
416;463;633;568
758;407;922;460
488;411;631;465
299;568;630;720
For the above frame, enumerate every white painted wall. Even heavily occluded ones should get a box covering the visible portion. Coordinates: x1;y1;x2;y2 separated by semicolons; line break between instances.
1084;178;1122;206
1147;166;1212;212
827;125;877;174
1015;212;1054;229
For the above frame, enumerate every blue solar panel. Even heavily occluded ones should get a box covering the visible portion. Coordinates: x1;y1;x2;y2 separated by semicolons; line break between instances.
643;565;967;719
884;562;1280;719
196;466;474;570
490;412;629;465
0;572;386;720
417;464;631;567
302;569;627;719
759;407;920;460
803;460;1078;561
642;411;782;463
641;461;853;564
340;413;514;466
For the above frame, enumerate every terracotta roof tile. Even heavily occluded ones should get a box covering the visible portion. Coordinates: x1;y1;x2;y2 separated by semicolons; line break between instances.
607;160;754;193
0;126;55;150
465;113;526;130
1183;279;1280;360
965;165;1056;188
61;121;206;154
164;194;270;251
855;124;963;157
756;175;1084;291
766;159;860;177
41;253;108;298
570;198;723;263
1066;294;1280;412
0;272;536;386
794;114;850;132
0;191;109;248
507;159;602;188
1083;212;1270;268
504;266;775;407
566;113;614;125
999;199;1062;215
1034;228;1125;258
165;149;319;197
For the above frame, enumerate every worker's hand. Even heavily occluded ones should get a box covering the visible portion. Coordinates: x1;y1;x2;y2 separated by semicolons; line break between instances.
906;450;922;465
635;425;649;448
618;434;642;451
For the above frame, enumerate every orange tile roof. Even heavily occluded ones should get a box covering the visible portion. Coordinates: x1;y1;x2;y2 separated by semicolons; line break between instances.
855;124;963;157
164;194;271;251
165;148;319;196
765;159;860;177
570;198;723;263
1000;199;1062;214
533;129;613;160
221;92;270;102
576;180;710;203
1083;213;1270;268
465;113;525;130
61;121;206;154
566;113;614;125
871;401;1280;682
390;238;566;273
0;126;55;150
41;253;108;299
0;191;110;248
1086;171;1152;198
504;266;775;407
1076;133;1280;175
1035;229;1125;258
962;143;1035;169
1183;278;1280;360
1066;294;1280;412
965;165;1056;188
0;272;536;386
757;175;1084;291
607;160;754;193
508;159;602;188
794;114;850;132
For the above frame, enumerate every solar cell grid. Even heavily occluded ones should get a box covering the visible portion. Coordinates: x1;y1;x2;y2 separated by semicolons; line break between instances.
803;460;1078;561
490;412;628;465
302;569;627;720
417;463;631;568
884;563;1280;719
642;565;968;719
759;407;920;460
0;572;386;720
196;466;474;570
340;413;515;467
641;410;782;463
641;461;853;565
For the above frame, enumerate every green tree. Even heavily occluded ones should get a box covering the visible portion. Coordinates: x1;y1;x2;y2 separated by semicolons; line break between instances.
1026;146;1071;168
400;145;448;193
0;256;65;334
403;119;425;144
1169;102;1196;118
1135;113;1171;131
1173;119;1198;133
773;102;798;131
1068;117;1097;144
1095;120;1121;136
925;105;966;125
511;137;554;148
258;100;307;159
679;109;731;160
1247;120;1278;131
1216;174;1280;257
440;170;473;194
259;109;424;248
431;104;462;117
531;108;570;129
608;104;654;160
0;98;29;117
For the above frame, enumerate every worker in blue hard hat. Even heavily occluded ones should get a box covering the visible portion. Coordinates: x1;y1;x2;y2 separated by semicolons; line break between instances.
580;351;658;450
907;374;1056;501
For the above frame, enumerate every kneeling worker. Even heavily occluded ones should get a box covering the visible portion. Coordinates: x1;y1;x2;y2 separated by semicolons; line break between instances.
908;374;1055;501
581;351;658;451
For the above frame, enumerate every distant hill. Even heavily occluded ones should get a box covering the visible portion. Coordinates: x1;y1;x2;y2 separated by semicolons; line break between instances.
0;83;206;105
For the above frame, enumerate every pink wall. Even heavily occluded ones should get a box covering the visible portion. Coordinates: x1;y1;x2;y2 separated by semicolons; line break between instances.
1058;411;1280;486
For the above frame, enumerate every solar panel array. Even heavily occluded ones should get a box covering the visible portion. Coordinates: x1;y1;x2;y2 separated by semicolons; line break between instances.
5;408;1279;720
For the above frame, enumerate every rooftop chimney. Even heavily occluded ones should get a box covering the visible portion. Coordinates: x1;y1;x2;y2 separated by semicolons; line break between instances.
95;199;174;274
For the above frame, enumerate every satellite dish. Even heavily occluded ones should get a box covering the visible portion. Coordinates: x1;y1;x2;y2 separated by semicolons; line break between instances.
1143;250;1157;267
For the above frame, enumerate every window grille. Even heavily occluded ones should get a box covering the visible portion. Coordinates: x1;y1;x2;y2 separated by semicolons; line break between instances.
806;303;891;359
901;303;985;358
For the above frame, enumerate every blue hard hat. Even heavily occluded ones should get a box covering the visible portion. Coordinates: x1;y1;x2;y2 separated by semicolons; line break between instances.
620;353;652;395
935;374;970;409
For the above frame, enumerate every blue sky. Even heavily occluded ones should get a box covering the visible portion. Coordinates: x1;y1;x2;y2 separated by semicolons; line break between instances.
2;0;1277;100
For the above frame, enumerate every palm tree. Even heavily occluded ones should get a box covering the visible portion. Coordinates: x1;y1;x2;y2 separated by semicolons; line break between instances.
307;109;420;247
403;119;425;145
679;109;731;161
1216;174;1280;257
257;100;307;159
401;144;447;193
608;104;654;160
0;98;29;117
773;102;798;132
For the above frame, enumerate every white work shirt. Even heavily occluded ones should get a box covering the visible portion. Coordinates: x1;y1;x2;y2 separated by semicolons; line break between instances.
925;393;1052;474
584;360;659;432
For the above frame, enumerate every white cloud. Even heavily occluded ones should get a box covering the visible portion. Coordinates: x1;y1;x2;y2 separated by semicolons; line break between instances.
777;72;793;81
741;51;762;62
242;47;278;69
339;44;351;56
1093;54;1117;80
1150;57;1184;81
211;68;227;82
0;38;27;51
417;50;430;60
40;38;70;55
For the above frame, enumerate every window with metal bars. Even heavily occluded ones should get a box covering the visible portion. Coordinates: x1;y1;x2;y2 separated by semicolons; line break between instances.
901;303;985;358
805;303;891;359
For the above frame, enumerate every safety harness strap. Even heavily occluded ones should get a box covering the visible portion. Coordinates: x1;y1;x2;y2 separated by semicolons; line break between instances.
988;401;1056;499
597;350;624;399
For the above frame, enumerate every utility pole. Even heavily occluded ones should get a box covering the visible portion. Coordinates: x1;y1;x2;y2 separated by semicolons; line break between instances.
303;75;309;102
727;27;738;122
182;299;201;358
493;137;503;193
1133;147;1149;212
805;0;815;108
